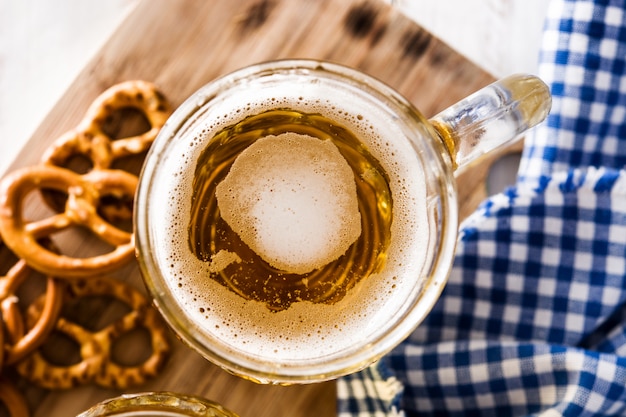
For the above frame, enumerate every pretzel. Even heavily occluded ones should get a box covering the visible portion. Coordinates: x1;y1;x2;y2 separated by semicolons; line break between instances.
0;377;29;417
40;80;171;219
1;263;65;366
43;80;170;172
16;275;170;390
0;237;64;367
0;165;136;277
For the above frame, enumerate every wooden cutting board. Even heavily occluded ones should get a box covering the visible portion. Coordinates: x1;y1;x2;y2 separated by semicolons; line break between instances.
2;0;503;416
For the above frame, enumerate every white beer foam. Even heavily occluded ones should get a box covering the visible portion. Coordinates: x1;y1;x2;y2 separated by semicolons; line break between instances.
215;133;361;274
149;78;434;363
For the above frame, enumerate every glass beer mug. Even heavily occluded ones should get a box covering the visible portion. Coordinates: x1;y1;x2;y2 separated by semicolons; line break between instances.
135;59;551;384
77;392;240;416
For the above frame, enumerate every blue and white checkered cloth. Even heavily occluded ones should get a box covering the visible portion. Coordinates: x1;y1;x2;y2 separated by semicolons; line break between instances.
337;0;626;415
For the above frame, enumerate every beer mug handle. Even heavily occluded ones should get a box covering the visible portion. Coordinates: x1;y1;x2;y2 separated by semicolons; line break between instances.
429;74;551;174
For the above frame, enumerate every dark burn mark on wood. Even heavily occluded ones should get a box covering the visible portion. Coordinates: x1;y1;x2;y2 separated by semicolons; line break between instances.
238;0;276;32
402;27;433;58
370;21;386;46
345;3;378;38
429;46;447;67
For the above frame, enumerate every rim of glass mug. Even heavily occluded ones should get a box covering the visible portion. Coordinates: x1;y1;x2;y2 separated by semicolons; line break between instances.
134;59;550;384
76;392;240;416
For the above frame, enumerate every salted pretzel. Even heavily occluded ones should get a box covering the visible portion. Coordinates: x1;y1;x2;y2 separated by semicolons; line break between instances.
42;80;170;172
40;80;171;220
0;263;64;367
0;377;29;417
0;237;64;367
0;165;137;278
16;275;170;390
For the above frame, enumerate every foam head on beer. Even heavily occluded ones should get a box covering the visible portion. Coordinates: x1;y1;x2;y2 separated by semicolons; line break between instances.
215;133;362;274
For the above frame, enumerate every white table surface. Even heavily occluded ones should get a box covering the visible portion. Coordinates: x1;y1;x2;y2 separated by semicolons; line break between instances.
0;0;549;180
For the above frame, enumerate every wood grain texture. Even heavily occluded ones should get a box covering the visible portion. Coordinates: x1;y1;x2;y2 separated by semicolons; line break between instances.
1;0;503;416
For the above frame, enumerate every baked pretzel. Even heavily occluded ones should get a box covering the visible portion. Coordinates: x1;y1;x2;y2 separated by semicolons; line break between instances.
1;264;64;367
40;80;171;220
0;237;64;367
0;377;29;417
16;275;170;390
42;80;170;172
0;165;136;277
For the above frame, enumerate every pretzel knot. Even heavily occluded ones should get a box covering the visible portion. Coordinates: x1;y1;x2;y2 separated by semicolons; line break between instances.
40;80;171;221
0;165;136;278
0;246;64;366
16;276;170;390
42;80;171;171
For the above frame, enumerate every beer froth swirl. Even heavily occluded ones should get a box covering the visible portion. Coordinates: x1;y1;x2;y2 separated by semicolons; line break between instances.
188;109;392;311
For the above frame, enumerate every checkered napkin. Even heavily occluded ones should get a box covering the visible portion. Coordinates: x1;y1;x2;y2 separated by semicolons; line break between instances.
337;0;626;415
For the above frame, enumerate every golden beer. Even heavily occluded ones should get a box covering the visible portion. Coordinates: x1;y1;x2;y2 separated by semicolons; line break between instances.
187;109;392;311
